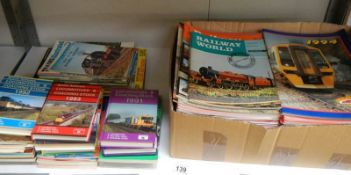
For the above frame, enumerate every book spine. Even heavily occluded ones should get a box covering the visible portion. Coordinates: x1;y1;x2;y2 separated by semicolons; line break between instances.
134;49;146;89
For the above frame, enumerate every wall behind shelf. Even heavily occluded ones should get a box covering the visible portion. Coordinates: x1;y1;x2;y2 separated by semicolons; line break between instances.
0;3;14;45
29;0;209;48
28;0;330;48
209;0;329;21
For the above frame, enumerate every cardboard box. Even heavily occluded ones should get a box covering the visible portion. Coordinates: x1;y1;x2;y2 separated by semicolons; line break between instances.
170;21;351;170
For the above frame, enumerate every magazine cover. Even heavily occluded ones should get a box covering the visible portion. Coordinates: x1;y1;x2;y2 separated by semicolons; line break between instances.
100;89;158;147
174;23;267;99
263;29;351;114
43;41;136;80
188;31;279;104
0;76;52;130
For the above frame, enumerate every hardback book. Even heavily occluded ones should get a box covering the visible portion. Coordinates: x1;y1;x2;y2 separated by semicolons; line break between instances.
187;30;279;105
0;76;52;136
98;152;157;164
31;84;102;141
263;29;351;124
0;134;32;145
0;147;36;163
0;134;33;154
101;147;157;156
100;89;158;149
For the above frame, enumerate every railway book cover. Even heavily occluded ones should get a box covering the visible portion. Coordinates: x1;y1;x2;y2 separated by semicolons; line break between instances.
100;89;158;148
187;31;279;105
263;29;351;123
32;85;102;139
0;76;52;134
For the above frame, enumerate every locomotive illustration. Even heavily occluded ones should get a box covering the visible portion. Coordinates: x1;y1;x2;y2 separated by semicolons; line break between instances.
190;66;273;89
124;115;155;131
81;47;122;76
270;44;334;89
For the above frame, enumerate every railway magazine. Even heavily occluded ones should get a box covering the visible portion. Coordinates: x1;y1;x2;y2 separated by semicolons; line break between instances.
263;29;351;125
187;30;279;105
172;23;281;127
36;41;143;89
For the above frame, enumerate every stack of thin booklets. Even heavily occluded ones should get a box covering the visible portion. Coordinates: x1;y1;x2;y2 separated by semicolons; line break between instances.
0;76;52;163
263;29;351;125
31;83;102;167
172;23;281;127
98;89;160;166
36;41;147;92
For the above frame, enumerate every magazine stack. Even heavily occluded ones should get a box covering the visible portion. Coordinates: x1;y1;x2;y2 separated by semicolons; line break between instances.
98;89;161;166
172;23;281;127
0;76;52;163
263;29;351;125
32;83;102;167
36;41;147;93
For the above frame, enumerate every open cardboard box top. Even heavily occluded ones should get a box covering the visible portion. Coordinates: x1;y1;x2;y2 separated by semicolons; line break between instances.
170;21;351;170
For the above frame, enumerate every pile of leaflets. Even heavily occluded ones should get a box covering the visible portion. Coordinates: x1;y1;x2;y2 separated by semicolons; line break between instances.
32;83;102;167
98;89;161;166
172;23;281;127
36;41;146;92
0;76;52;163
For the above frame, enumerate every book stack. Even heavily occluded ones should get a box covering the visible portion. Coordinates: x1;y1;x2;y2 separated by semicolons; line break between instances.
36;41;147;92
31;83;102;167
263;29;351;125
98;89;160;166
0;76;52;163
172;23;281;127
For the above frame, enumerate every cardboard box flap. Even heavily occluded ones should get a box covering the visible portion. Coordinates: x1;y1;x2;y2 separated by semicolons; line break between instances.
241;124;269;163
189;21;351;34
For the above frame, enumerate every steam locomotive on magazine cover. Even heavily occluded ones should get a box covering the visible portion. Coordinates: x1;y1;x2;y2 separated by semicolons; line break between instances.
81;47;122;76
190;66;273;90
